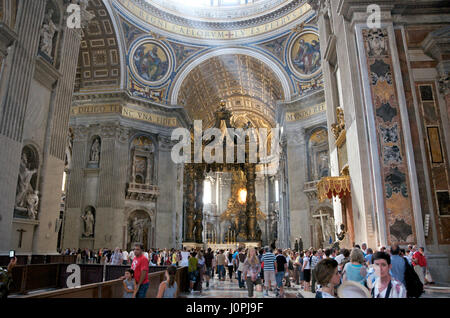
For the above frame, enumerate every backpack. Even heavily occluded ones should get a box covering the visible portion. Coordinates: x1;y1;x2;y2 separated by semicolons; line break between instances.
403;257;424;298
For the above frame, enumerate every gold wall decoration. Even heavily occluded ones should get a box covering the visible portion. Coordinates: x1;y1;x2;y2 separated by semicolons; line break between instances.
71;104;178;127
317;176;351;203
285;102;326;122
117;0;311;40
331;107;345;143
427;126;444;164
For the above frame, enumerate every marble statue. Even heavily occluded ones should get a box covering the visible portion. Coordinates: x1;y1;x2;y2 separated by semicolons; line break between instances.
298;237;303;251
16;153;37;209
90;138;100;162
39;9;57;58
294;239;299;252
131;217;147;243
81;207;95;237
26;190;39;219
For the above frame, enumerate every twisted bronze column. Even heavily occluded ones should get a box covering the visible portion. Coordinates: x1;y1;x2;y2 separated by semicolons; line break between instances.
184;164;195;242
194;166;205;243
245;164;257;241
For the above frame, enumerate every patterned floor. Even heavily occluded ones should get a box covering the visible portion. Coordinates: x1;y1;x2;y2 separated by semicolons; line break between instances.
180;275;305;298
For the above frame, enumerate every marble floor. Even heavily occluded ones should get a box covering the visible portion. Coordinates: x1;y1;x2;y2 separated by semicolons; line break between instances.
180;275;304;298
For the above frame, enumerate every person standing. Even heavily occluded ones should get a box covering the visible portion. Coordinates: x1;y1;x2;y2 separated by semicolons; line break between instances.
110;247;123;265
188;251;199;294
314;258;341;298
342;248;367;286
204;248;214;290
122;269;137;298
243;248;262;298
227;251;234;281
390;243;406;286
236;247;247;289
310;250;322;293
275;249;288;297
412;247;427;285
122;249;129;265
302;250;311;292
371;252;406;298
131;243;149;298
261;246;276;297
157;266;178;298
180;247;190;267
197;251;205;293
216;250;226;281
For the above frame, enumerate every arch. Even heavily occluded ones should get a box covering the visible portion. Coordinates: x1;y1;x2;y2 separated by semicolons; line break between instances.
170;47;293;105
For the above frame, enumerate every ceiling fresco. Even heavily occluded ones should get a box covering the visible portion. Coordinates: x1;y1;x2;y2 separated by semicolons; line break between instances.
75;0;324;126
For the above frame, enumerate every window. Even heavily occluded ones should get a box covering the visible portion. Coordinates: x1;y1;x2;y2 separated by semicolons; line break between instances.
203;180;212;204
275;179;279;202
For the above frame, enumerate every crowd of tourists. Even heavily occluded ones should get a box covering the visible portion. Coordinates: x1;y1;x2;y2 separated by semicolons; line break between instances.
58;242;433;299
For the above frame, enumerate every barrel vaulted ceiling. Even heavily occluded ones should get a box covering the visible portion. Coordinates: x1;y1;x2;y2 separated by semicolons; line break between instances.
177;54;284;128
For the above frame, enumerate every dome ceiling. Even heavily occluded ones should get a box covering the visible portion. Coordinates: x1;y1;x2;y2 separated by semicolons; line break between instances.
114;0;312;42
177;54;284;129
146;0;293;22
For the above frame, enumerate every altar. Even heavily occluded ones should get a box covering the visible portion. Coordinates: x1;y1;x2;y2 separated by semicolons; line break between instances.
182;102;267;248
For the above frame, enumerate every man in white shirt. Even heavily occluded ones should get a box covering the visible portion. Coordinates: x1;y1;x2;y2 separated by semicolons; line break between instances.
122;250;129;265
334;249;345;264
180;247;190;267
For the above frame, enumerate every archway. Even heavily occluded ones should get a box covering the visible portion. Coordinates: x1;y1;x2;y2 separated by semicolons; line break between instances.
127;210;153;251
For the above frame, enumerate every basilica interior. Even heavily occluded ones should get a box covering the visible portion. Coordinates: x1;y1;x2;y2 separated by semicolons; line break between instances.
0;0;449;285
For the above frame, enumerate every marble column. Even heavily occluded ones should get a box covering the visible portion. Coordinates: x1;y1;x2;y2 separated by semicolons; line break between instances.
0;0;46;254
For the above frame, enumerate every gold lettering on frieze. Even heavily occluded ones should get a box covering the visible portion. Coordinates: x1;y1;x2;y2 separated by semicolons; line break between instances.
71;104;122;115
117;0;311;40
71;104;178;127
286;102;326;122
121;106;178;127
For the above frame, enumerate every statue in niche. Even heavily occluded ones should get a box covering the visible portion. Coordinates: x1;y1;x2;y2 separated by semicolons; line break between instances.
81;207;95;237
255;223;262;242
16;153;38;209
89;138;100;163
318;152;329;178
39;9;57;58
131;217;148;243
269;210;278;241
314;219;324;248
26;190;39;220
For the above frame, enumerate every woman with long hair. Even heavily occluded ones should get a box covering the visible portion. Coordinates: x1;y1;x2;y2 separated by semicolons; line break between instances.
197;250;205;293
157;265;178;298
243;248;262;298
227;250;234;281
